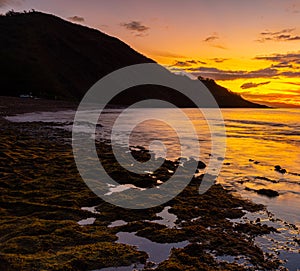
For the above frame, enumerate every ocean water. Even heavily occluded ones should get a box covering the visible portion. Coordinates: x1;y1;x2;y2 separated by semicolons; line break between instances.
100;108;300;227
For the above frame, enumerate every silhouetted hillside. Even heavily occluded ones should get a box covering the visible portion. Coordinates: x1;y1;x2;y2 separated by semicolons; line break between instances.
198;77;266;108
0;11;266;107
0;10;154;100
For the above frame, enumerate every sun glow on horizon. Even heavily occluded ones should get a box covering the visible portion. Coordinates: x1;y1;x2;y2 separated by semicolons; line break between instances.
150;51;300;107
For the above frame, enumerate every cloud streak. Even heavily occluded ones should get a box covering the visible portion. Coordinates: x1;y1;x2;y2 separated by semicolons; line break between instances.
256;28;300;42
121;21;149;36
68;16;85;22
255;51;300;71
186;62;300;81
211;58;229;63
240;81;271;89
189;66;278;80
203;35;219;42
284;82;300;86
203;34;227;50
173;59;207;67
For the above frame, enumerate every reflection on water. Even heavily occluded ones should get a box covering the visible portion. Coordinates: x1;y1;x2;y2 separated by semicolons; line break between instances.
229;209;299;269
150;206;178;229
77;217;96;226
93;108;300;226
116;232;189;263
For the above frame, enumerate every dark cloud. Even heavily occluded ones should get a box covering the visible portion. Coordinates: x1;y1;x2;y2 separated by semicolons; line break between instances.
203;35;219;42
203;34;227;49
240;81;271;89
173;61;192;67
260;28;295;36
189;66;278;80
271;63;293;68
189;62;300;80
68;16;85;22
173;60;206;67
255;52;300;66
212;44;227;50
280;71;300;77
257;28;300;42
180;51;300;81
211;58;229;63
187;60;207;65
121;21;149;36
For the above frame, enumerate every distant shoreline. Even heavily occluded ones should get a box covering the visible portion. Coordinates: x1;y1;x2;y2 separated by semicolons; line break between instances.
0;96;76;117
0;96;274;120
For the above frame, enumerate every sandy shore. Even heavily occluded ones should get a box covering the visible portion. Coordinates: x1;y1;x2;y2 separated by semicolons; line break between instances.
0;97;297;270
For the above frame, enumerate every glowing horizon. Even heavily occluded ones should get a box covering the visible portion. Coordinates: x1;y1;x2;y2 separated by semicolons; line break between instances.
1;0;300;107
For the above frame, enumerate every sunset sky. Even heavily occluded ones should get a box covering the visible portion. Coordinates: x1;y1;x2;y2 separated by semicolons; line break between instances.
1;0;300;107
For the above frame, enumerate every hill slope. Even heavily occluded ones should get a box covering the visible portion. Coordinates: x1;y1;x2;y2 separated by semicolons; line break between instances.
0;11;266;107
0;11;154;100
199;78;265;108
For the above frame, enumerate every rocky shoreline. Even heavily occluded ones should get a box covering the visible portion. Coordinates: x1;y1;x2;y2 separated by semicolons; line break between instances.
0;98;298;270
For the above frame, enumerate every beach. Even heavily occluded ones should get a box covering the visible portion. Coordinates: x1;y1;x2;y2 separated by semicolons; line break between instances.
0;97;299;270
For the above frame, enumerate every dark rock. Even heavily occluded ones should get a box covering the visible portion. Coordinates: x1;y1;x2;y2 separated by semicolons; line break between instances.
183;159;206;170
245;187;279;198
274;165;281;171
274;165;286;174
197;160;206;169
257;189;279;198
293;238;300;245
144;261;156;269
279;168;286;174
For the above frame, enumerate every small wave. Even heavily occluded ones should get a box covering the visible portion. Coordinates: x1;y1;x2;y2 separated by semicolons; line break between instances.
280;190;300;196
290;172;300;177
225;119;289;128
255;176;279;183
